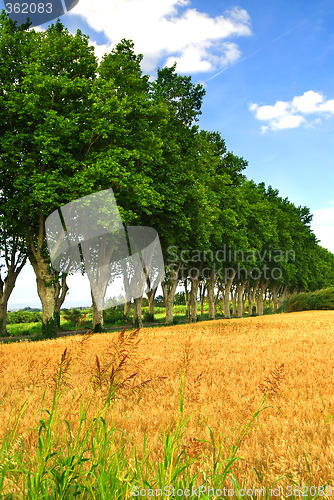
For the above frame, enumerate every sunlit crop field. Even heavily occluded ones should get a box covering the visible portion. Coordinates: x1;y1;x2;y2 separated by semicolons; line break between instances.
1;310;334;497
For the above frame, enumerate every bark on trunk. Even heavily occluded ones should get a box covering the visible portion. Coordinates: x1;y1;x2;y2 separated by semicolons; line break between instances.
200;285;206;316
242;290;247;318
272;289;278;312
83;232;120;331
133;296;143;328
0;231;27;336
207;274;218;320
236;281;248;318
0;257;27;336
124;301;131;321
256;281;269;316
272;284;281;313
184;279;190;320
123;271;132;321
162;262;181;325
267;290;271;309
215;283;224;317
162;282;178;325
146;286;157;318
91;289;104;331
247;280;259;316
189;277;200;323
54;273;69;328
231;286;237;316
24;215;60;337
0;300;9;337
224;271;236;319
87;272;109;330
29;255;58;336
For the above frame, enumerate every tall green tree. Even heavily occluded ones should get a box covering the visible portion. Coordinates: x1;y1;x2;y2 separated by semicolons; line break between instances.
149;65;207;324
0;15;164;334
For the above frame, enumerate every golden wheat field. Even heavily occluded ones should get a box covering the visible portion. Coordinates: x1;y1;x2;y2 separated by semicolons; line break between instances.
1;310;334;490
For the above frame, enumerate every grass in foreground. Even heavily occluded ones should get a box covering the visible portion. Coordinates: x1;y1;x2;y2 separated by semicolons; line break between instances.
0;311;333;498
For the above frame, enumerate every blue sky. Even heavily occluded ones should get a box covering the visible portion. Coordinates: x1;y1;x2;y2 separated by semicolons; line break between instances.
4;0;334;309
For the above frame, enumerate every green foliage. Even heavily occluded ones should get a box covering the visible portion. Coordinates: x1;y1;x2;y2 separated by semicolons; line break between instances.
284;288;334;313
6;310;42;324
142;311;155;323
174;291;186;305
0;15;166;329
6;322;42;337
61;309;83;325
155;295;165;306
103;306;126;325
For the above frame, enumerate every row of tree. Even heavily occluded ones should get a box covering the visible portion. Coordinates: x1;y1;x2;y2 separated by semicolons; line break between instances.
1;13;333;335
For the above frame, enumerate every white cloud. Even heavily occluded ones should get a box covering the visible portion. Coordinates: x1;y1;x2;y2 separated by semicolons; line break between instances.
251;101;289;120
319;99;334;113
68;0;252;73
292;90;324;114
165;41;241;73
250;91;334;132
311;202;334;254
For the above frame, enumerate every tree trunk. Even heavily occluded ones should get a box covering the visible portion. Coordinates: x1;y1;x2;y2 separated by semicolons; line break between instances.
207;274;218;320
189;277;200;323
162;262;181;325
272;284;281;313
224;271;236;319
86;269;109;331
184;279;190;320
123;271;132;322
162;281;178;325
247;280;258;317
29;254;58;337
256;281;269;316
200;284;206;316
133;296;143;328
256;290;263;316
146;286;157;319
242;290;247;318
91;289;104;331
236;281;248;318
83;233;121;332
0;300;8;337
231;286;237;316
0;256;27;336
215;282;224;317
24;214;68;337
124;300;131;322
54;272;69;328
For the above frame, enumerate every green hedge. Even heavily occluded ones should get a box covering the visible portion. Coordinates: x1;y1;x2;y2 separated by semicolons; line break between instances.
284;287;334;312
7;310;42;324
